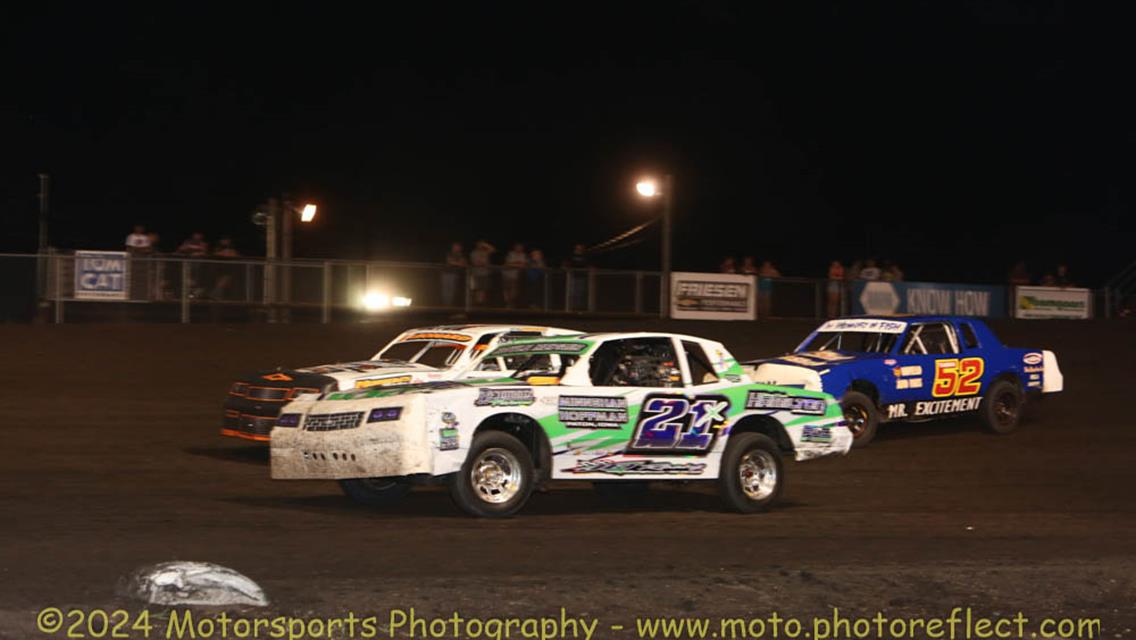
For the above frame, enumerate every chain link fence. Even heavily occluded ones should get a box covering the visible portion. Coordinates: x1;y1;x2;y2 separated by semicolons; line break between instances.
0;252;1116;323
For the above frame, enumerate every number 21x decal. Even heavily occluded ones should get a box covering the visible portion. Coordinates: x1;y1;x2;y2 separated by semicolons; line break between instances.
630;394;730;452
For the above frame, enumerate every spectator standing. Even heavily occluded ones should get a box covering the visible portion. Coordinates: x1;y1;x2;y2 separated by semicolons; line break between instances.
740;256;758;275
719;257;737;274
213;237;238;257
503;243;527;307
1008;261;1031;286
858;258;881;281
177;232;209;256
826;260;845;317
757;260;781;318
526;249;547;308
1054;263;1073;288
176;232;209;298
441;242;467;307
565;243;590;311
881;261;904;282
211;238;239;300
469;240;495;306
125;225;152;254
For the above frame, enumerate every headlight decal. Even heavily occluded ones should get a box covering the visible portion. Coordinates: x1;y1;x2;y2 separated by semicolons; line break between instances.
367;407;403;423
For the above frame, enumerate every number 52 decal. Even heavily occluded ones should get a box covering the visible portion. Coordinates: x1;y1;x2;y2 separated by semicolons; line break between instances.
630;394;731;452
932;357;984;397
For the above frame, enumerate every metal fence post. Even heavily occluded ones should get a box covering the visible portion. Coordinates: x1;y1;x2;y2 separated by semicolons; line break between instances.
245;263;254;303
658;273;667;319
181;261;191;323
322;261;332;324
564;270;572;312
53;254;64;324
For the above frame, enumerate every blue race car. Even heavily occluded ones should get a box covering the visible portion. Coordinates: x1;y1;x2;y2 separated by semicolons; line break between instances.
746;316;1063;447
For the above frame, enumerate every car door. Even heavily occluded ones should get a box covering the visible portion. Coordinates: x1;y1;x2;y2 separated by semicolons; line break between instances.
555;337;682;460
893;321;983;419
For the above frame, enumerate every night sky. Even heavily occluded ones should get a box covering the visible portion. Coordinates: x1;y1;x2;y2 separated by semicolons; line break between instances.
3;2;1133;285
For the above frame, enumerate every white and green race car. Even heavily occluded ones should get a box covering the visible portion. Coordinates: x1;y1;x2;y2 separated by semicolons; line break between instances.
271;332;852;517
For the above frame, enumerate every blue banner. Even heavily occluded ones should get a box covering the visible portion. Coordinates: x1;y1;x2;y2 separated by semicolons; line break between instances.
852;281;1007;318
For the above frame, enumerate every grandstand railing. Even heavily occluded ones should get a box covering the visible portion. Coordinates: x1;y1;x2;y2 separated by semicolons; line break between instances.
0;252;1114;323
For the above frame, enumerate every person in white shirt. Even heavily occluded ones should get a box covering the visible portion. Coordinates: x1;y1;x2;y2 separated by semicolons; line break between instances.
125;225;152;254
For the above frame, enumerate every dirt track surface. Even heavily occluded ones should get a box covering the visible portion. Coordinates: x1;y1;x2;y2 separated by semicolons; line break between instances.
1;318;1134;637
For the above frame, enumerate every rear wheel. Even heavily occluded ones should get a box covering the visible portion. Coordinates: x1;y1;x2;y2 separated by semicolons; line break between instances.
450;431;535;517
841;390;879;447
979;379;1024;434
719;433;783;513
339;478;412;507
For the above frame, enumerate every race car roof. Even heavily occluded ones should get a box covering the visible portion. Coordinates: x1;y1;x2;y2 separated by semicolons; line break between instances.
820;315;990;328
488;331;720;347
394;325;580;341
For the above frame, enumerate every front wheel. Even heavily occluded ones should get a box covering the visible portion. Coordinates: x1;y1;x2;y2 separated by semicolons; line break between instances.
979;379;1024;434
450;431;535;517
719;433;784;513
339;478;412;507
841;390;880;448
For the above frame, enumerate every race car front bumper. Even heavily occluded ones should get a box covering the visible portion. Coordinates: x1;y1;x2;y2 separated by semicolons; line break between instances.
270;402;432;480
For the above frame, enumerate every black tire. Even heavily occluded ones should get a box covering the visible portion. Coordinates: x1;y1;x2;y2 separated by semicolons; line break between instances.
450;431;535;518
719;433;784;513
592;481;650;503
979;379;1024;434
841;390;880;447
338;478;412;507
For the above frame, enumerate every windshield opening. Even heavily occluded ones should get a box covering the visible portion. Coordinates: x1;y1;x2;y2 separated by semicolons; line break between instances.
802;331;898;354
509;354;579;381
380;341;466;367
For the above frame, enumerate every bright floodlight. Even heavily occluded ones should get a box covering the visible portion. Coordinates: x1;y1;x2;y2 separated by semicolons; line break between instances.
362;291;390;311
392;296;412;307
300;204;317;222
636;179;659;197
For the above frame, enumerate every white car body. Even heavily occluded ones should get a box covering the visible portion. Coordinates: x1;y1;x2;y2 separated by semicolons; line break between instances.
271;332;852;484
222;324;579;441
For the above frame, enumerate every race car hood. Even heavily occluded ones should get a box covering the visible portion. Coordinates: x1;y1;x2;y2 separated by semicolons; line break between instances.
749;350;892;370
293;360;442;390
319;377;520;402
745;351;891;391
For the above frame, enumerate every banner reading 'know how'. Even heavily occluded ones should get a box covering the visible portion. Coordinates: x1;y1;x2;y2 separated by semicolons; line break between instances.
852;281;1006;318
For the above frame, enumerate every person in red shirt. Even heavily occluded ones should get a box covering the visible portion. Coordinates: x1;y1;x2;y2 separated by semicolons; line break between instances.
826;260;845;318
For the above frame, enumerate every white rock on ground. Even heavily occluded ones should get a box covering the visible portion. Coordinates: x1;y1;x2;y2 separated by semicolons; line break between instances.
118;561;268;607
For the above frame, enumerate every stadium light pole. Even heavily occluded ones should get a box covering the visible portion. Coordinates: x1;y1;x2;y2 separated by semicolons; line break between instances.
636;174;673;316
279;199;317;322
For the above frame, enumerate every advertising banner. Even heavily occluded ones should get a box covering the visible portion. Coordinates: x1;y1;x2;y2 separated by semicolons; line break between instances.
852;281;1006;318
1014;286;1091;319
74;251;130;300
671;272;756;320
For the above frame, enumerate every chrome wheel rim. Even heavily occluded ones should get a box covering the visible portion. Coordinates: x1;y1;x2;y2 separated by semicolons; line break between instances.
738;449;778;501
994;392;1018;427
843;404;868;438
470;448;522;504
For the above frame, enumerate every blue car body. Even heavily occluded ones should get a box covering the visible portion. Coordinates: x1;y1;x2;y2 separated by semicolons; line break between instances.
748;316;1063;423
